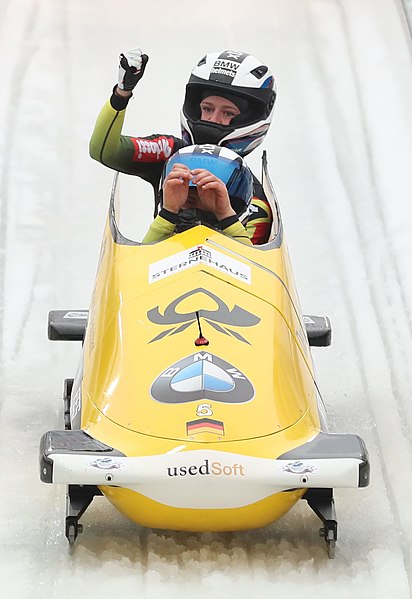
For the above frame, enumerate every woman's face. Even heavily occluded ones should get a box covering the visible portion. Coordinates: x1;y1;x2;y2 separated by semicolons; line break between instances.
199;95;240;125
184;187;200;207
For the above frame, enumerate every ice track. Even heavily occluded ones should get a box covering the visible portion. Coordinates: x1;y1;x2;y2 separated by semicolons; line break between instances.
1;1;412;598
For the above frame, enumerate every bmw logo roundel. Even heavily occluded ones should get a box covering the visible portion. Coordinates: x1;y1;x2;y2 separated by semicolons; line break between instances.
151;351;254;404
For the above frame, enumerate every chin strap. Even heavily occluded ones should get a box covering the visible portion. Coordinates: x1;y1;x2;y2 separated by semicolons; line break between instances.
189;121;234;145
174;208;219;233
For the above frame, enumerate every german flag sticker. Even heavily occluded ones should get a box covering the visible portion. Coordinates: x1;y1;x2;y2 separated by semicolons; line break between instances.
186;418;224;436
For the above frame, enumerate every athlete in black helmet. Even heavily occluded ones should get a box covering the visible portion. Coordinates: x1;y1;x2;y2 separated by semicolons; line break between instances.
90;48;275;244
181;50;276;156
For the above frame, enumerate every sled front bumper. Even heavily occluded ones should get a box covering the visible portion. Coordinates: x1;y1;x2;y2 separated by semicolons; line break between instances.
40;429;370;498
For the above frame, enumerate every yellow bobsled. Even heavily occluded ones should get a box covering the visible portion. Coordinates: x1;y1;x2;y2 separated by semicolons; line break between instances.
40;154;369;557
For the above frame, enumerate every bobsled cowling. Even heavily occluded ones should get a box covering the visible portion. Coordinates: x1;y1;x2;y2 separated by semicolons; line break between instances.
40;154;369;551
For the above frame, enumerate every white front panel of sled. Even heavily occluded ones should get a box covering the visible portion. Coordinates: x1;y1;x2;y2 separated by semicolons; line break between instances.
48;448;368;509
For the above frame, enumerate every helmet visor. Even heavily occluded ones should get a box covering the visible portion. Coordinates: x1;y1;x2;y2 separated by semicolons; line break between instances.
163;152;252;206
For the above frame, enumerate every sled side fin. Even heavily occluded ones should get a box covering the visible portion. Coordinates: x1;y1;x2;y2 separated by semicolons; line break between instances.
303;314;332;347
39;429;125;483
48;310;88;341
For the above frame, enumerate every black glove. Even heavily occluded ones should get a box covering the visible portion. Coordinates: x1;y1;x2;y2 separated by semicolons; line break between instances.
118;48;149;91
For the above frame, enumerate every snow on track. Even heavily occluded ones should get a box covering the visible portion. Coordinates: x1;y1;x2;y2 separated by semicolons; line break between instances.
1;1;412;597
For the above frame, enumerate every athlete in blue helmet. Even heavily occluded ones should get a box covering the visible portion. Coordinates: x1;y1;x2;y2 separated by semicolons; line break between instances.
142;145;254;244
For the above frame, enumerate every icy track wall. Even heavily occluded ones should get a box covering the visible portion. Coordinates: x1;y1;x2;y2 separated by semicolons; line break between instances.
400;0;412;36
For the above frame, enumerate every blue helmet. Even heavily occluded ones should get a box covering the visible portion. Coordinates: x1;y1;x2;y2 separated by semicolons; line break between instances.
162;144;254;224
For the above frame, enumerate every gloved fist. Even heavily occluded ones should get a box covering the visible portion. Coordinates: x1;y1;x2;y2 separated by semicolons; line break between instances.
118;48;149;91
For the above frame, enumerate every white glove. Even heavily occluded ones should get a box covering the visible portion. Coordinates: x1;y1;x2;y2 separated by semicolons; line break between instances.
118;48;149;91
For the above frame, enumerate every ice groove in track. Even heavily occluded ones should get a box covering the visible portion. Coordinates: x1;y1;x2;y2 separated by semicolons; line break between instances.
0;0;40;405
335;0;412;448
397;0;412;43
307;0;412;456
140;527;149;588
337;1;412;330
0;0;12;39
298;142;412;592
307;1;412;593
